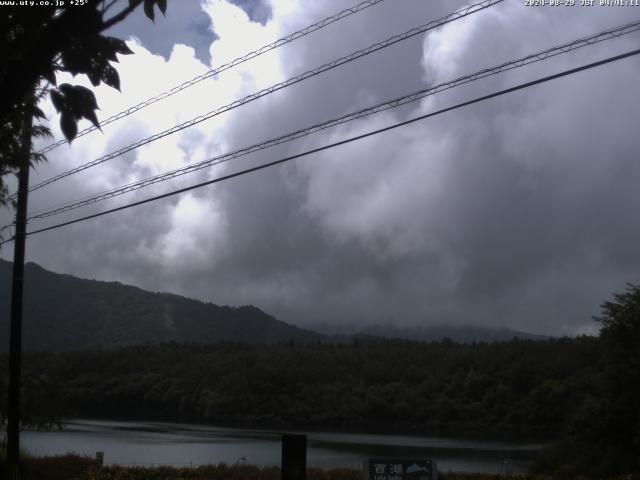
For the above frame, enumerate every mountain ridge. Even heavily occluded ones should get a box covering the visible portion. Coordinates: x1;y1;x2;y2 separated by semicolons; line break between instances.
0;259;549;351
0;259;322;352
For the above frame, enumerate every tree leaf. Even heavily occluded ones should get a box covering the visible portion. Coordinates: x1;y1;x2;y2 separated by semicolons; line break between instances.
106;37;133;56
33;106;46;120
42;67;57;86
143;0;155;21
60;35;129;91
57;85;100;127
95;35;121;62
71;85;99;111
74;88;98;119
100;64;120;91
60;42;89;76
32;125;53;140
87;70;101;87
58;83;75;96
83;109;100;129
30;151;48;164
60;112;78;142
156;0;167;15
50;89;65;113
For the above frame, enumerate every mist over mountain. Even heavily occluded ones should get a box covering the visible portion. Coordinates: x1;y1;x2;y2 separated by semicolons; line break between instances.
0;260;321;352
310;322;550;343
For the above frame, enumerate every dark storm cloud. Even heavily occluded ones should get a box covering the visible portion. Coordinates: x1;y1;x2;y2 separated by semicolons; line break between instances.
3;0;640;336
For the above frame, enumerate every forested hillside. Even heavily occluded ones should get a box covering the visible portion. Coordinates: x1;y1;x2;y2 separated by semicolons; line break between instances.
312;323;549;342
0;260;321;351
0;260;547;350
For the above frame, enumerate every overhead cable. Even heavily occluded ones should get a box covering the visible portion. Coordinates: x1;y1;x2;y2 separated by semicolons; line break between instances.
3;47;637;244
25;18;640;221
24;0;504;194
37;0;388;155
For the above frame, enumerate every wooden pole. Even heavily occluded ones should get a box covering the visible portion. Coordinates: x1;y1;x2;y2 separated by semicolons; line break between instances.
6;102;33;480
281;434;306;480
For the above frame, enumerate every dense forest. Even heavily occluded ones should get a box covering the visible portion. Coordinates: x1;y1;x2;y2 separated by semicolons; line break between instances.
0;337;603;433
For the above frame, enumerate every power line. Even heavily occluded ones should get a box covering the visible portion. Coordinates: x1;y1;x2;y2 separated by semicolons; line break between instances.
36;0;388;155
24;0;503;195
24;18;640;221
29;0;502;192
4;47;637;245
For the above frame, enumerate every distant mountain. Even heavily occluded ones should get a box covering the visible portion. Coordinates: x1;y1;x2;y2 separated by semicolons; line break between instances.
309;322;549;343
0;260;322;352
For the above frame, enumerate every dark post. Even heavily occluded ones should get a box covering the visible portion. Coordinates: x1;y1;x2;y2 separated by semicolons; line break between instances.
6;103;33;480
281;434;306;480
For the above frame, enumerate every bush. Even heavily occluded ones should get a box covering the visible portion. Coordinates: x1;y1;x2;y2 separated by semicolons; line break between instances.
0;453;96;480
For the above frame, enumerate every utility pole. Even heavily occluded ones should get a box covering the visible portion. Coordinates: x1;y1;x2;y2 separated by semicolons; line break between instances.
6;99;33;480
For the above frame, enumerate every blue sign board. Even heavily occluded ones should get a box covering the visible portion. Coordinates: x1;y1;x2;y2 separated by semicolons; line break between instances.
367;458;437;480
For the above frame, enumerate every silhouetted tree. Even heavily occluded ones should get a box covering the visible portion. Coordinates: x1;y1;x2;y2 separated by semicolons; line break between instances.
0;1;169;435
0;0;168;211
594;283;640;472
535;285;640;476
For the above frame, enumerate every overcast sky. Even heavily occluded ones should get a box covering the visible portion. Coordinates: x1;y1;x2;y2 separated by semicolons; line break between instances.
2;0;640;335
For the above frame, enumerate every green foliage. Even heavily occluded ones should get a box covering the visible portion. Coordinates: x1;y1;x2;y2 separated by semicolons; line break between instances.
141;0;168;22
594;284;640;472
536;284;640;476
60;34;133;89
50;84;101;141
598;285;640;409
0;0;168;211
0;88;52;223
0;337;604;436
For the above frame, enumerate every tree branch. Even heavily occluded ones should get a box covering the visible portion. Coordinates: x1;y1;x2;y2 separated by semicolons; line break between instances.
101;0;144;31
102;0;122;15
0;1;145;120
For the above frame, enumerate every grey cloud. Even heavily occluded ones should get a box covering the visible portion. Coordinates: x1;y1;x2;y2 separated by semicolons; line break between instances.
228;0;272;24
107;0;216;65
3;1;640;337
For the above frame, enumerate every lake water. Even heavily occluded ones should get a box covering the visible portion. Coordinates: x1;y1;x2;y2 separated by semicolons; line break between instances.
22;419;546;474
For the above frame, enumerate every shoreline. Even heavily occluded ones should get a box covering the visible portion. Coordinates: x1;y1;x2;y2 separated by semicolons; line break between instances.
56;415;557;444
21;418;543;474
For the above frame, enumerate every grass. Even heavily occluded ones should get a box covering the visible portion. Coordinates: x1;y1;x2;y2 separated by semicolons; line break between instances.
1;455;639;480
0;453;97;480
77;464;357;480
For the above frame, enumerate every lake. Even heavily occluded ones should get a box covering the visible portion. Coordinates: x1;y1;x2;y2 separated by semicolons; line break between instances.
22;419;547;474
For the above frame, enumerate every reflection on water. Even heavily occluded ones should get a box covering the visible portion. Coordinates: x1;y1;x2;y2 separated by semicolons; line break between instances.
22;419;547;474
